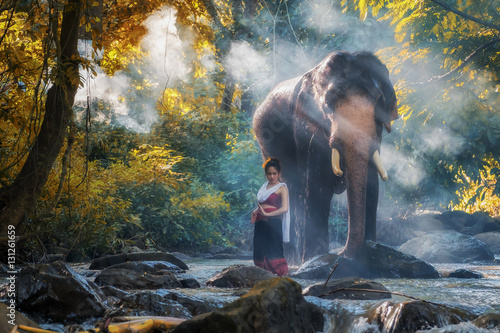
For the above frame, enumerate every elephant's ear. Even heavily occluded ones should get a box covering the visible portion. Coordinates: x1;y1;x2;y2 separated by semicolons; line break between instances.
294;71;329;133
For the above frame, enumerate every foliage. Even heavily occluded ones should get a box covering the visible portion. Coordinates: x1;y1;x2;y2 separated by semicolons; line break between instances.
345;0;500;216
454;159;500;216
4;0;500;258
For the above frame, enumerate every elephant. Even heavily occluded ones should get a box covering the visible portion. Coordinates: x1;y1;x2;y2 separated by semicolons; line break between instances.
253;51;398;262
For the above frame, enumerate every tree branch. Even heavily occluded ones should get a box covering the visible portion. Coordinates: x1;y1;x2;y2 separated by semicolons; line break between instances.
414;38;500;84
431;0;500;32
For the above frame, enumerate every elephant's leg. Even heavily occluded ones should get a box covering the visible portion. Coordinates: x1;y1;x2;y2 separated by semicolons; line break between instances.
365;161;379;241
300;133;335;262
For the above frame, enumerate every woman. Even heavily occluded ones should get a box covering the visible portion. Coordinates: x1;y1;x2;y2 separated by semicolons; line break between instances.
252;157;290;276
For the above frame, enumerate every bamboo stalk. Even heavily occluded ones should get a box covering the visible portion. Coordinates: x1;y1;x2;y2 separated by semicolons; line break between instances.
18;316;186;333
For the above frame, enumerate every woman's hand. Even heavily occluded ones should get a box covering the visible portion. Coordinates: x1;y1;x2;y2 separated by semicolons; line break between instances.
258;204;270;217
251;208;259;224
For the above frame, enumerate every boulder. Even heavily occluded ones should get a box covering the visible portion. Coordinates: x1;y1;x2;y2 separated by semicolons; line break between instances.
465;211;500;234
473;313;500;330
107;291;192;319
180;278;201;289
163;290;223;317
436;210;499;235
398;231;495;263
291;241;439;280
474;231;500;254
303;277;391;300
367;300;476;333
17;261;107;323
206;265;276;288
172;277;324;333
105;261;185;274
446;269;484;279
436;210;471;232
95;267;182;290
100;285;129;299
89;251;188;270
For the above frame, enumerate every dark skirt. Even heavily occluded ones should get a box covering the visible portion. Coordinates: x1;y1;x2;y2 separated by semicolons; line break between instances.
253;217;289;276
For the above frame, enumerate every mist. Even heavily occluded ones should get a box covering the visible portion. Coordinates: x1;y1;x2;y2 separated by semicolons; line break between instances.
75;7;188;133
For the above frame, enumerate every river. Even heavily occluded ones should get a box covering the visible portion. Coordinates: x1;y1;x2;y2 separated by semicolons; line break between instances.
174;257;500;332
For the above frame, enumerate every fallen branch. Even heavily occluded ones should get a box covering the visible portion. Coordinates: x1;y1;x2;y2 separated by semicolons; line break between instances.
318;287;447;308
320;262;338;295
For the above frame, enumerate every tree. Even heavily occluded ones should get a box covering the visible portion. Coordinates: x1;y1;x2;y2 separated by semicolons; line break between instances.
0;0;83;235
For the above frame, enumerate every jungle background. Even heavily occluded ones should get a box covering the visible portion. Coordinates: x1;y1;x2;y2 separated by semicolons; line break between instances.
0;0;499;260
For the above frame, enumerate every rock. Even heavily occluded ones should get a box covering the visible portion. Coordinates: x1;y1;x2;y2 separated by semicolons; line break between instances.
473;313;500;330
436;210;471;232
100;285;129;299
466;211;500;234
89;251;189;270
109;291;192;319
446;269;484;279
436;210;500;235
367;300;476;333
303;277;391;300
172;277;324;333
107;290;223;319
164;290;223;317
106;261;185;274
0;303;41;333
474;231;500;254
180;278;201;288
398;231;495;263
291;242;439;279
290;253;340;280
206;265;276;288
95;267;182;290
17;261;107;323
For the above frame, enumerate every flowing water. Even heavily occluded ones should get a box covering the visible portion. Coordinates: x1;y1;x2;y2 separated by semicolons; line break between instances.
175;257;500;332
7;257;499;332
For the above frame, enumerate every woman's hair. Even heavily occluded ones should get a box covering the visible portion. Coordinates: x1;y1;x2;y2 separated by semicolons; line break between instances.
263;157;281;172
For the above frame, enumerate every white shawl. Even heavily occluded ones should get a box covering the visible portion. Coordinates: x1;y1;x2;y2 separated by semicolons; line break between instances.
257;181;290;243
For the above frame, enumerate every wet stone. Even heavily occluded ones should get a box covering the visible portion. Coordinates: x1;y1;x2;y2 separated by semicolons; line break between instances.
17;261;108;323
303;277;392;300
206;264;276;288
89;251;189;270
95;267;182;290
367;300;476;333
447;269;484;279
172;277;324;333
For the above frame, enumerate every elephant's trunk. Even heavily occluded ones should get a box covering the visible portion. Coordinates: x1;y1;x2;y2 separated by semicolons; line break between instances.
331;96;382;258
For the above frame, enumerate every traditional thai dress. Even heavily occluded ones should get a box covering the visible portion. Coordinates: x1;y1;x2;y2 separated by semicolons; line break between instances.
253;181;290;276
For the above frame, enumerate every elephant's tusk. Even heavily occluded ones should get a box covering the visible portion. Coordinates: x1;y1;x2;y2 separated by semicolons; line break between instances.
373;150;388;181
331;149;343;177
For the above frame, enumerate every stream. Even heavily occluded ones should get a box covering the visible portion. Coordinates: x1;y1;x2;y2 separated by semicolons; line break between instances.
172;257;500;332
16;255;500;333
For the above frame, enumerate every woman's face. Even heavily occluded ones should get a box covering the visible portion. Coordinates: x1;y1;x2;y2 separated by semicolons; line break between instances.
266;166;280;185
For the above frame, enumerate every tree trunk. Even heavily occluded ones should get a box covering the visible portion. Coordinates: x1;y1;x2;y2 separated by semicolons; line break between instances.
0;0;82;235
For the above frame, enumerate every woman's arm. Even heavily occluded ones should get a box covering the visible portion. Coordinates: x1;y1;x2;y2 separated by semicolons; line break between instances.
258;186;289;217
